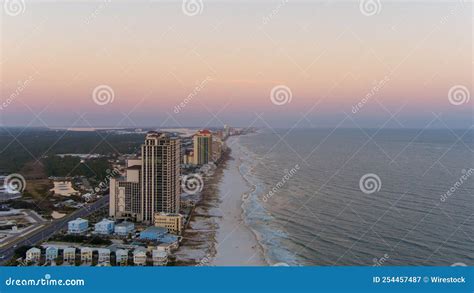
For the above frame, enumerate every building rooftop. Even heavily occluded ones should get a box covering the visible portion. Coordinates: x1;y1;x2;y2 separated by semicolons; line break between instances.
115;221;135;228
127;165;142;170
96;218;114;225
69;218;88;224
141;226;168;234
196;129;212;135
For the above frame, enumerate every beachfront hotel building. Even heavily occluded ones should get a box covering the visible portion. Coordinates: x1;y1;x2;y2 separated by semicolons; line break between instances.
193;130;212;165
154;212;184;235
109;132;181;224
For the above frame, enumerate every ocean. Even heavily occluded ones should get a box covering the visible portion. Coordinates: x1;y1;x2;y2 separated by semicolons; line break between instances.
231;128;474;266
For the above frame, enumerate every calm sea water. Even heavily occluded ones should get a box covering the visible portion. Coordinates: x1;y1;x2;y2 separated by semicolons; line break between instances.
233;128;474;266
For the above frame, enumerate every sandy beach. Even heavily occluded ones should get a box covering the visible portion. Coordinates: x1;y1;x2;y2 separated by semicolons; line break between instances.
210;138;266;266
175;136;266;266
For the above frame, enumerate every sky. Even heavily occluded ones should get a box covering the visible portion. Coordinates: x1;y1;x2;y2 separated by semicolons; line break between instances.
0;0;472;129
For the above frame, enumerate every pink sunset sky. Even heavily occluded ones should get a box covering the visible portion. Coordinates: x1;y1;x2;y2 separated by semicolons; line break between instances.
1;0;472;128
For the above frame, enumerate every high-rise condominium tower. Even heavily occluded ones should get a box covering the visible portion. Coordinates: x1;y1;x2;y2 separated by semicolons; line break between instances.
193;129;212;165
110;132;181;224
141;132;181;223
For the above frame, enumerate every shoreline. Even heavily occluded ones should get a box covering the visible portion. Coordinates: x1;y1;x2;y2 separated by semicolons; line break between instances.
174;134;266;266
209;135;266;266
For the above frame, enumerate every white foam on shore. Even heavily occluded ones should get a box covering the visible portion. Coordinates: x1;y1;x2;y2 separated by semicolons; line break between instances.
233;134;300;266
208;135;267;266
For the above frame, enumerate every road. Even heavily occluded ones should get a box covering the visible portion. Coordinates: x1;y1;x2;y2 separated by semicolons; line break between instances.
0;195;109;265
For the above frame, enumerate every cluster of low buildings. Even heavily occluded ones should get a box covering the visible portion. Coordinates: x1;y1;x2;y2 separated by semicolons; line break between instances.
67;218;136;236
67;216;183;240
22;127;252;267
24;245;170;266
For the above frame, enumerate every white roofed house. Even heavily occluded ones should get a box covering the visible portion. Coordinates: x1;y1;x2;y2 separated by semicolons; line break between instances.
114;221;135;237
67;218;89;234
133;248;147;266
63;247;76;264
115;249;129;266
94;219;115;235
25;247;41;263
45;246;59;262
98;248;111;264
80;247;93;264
152;249;168;266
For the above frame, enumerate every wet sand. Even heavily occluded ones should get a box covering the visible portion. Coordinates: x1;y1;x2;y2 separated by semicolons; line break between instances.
210;142;266;266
